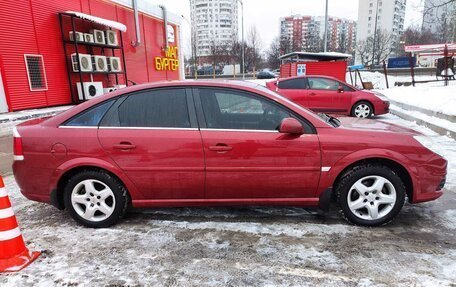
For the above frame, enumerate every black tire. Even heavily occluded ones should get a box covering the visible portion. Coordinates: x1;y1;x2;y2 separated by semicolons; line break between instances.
63;170;129;228
336;164;406;227
351;101;374;118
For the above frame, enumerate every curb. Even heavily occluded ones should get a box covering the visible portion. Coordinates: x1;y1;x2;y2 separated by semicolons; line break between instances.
388;99;456;123
390;107;456;139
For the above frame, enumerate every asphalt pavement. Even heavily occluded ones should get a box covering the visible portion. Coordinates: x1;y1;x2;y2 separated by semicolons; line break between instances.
0;134;12;176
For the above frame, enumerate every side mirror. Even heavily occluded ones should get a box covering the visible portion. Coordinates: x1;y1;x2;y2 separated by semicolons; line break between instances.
279;118;304;135
338;85;344;93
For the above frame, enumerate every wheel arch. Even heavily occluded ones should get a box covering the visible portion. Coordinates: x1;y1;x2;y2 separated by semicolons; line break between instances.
332;157;414;202
50;159;138;210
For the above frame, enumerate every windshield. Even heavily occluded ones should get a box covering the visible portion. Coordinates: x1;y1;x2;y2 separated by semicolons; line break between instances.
254;84;336;127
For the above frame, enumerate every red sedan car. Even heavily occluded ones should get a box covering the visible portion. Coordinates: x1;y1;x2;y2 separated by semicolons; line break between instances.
13;81;446;228
266;75;390;118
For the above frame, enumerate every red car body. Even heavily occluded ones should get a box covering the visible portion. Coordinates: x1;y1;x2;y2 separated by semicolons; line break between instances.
13;81;445;213
265;75;390;117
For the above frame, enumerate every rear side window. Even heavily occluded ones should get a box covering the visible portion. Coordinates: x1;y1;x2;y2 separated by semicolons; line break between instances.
64;100;114;127
277;78;307;89
307;77;340;90
103;89;190;128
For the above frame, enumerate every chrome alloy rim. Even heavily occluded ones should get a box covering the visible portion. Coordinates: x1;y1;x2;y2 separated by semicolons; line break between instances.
347;176;396;221
71;179;116;222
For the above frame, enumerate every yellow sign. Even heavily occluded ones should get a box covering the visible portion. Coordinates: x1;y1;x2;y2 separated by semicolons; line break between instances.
155;46;179;71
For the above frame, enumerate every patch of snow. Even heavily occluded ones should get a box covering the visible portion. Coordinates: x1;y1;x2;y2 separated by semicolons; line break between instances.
390;105;456;133
65;11;127;32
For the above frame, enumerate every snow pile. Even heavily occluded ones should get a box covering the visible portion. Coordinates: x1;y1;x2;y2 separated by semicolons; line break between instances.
379;84;456;116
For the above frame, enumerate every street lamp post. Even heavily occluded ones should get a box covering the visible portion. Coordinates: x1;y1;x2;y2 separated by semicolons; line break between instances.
323;0;328;52
237;0;245;79
181;15;198;79
372;0;380;68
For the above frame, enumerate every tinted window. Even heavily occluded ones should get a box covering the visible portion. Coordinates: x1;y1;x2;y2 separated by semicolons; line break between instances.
307;77;340;90
200;89;291;131
103;89;190;128
65;100;114;126
342;84;355;92
277;78;307;89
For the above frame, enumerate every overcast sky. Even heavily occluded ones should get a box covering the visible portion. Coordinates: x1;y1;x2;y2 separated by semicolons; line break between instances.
152;0;425;56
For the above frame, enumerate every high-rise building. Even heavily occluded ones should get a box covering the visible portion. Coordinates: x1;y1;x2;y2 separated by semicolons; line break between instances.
189;0;238;61
279;15;356;54
356;0;406;63
422;0;456;42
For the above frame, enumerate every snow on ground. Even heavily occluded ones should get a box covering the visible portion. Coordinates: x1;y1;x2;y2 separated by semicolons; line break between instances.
379;83;456;117
1;173;456;286
346;71;440;90
0;106;72;137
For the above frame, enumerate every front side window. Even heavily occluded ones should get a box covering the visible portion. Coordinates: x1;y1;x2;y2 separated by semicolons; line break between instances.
277;78;307;89
64;100;114;127
199;89;290;131
307;77;340;91
102;89;190;128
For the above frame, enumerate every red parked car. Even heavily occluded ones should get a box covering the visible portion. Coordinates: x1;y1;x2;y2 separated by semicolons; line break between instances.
266;75;390;118
13;81;446;228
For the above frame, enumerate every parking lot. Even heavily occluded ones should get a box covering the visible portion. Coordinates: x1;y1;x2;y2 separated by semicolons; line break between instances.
1;177;455;286
0;114;455;286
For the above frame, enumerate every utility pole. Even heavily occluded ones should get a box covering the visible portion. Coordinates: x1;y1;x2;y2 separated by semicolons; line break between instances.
371;0;379;68
323;0;328;52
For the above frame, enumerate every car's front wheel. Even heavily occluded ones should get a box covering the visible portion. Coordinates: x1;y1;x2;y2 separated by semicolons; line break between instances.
336;164;406;226
64;170;129;228
351;101;373;118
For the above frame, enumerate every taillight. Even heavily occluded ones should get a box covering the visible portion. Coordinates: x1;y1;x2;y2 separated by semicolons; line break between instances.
13;127;24;161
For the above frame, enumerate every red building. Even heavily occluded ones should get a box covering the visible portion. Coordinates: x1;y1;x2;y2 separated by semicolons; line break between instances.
0;0;183;112
279;52;352;82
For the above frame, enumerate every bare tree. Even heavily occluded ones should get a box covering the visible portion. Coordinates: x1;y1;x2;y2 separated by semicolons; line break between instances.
356;30;393;67
247;26;262;73
423;0;456;42
266;37;282;69
208;39;230;76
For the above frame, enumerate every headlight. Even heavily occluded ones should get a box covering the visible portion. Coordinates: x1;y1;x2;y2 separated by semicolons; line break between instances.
413;135;446;158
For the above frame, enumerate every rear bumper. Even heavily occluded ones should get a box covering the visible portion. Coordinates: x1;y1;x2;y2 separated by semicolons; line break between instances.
13;161;53;205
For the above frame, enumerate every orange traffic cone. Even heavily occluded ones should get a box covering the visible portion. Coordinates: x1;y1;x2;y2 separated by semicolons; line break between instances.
0;176;40;272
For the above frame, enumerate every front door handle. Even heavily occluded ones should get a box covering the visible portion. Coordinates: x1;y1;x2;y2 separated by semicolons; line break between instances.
209;144;233;152
309;92;317;96
113;142;136;150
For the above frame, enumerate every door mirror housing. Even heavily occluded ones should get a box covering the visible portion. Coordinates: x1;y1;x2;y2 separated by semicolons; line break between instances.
338;85;344;93
279;118;304;135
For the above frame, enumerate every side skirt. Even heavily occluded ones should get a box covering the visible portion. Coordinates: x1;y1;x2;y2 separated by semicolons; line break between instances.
132;198;320;208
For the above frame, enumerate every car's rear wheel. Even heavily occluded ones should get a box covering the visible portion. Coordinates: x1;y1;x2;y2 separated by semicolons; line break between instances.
352;101;373;118
64;170;129;228
336;164;406;226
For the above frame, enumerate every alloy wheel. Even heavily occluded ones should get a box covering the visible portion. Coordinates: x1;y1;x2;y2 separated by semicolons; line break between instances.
71;179;116;222
347;175;397;221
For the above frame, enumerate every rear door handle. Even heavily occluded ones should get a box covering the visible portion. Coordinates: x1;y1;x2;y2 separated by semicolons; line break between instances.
209;144;233;152
309;92;317;96
113;142;136;150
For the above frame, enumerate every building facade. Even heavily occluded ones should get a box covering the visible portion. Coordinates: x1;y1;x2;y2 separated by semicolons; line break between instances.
356;0;406;63
0;0;183;112
422;0;456;42
279;15;356;54
189;0;238;61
